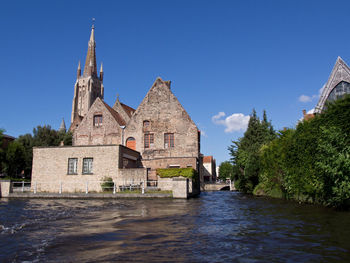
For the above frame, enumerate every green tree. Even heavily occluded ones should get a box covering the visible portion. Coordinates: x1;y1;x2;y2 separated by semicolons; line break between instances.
17;133;34;176
228;109;276;193
218;161;233;180
0;129;5;173
16;125;72;178
4;141;26;178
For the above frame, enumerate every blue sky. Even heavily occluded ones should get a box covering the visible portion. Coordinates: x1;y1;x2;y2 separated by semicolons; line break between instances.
1;0;350;164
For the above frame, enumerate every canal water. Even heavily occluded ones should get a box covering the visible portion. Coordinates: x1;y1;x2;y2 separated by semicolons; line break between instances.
1;191;350;262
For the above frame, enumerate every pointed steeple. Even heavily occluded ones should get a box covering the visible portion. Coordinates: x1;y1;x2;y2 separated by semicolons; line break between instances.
100;63;104;82
59;118;66;132
77;61;81;78
83;25;97;77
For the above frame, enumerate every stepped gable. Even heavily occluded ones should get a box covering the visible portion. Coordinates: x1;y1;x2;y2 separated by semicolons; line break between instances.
133;77;198;129
124;77;200;157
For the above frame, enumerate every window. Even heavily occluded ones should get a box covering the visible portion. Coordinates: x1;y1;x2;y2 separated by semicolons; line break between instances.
143;120;150;127
164;133;174;148
327;81;350;103
93;115;103;127
83;158;93;174
144;133;154;148
67;158;78;174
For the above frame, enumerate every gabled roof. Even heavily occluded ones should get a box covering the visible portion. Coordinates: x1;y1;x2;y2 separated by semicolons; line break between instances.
3;134;15;140
131;77;198;129
203;156;213;163
315;57;350;113
102;101;126;126
120;102;135;117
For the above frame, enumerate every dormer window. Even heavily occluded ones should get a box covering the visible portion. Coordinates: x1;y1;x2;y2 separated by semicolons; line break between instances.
94;114;103;127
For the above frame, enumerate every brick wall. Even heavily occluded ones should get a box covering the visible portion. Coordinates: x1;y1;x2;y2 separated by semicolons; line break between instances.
32;145;120;193
73;98;122;146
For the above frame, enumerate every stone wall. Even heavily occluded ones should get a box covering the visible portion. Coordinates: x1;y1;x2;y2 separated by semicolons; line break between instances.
0;180;12;197
143;157;197;180
32;145;120;193
172;178;189;198
157;177;173;191
124;78;200;168
73;98;123;146
116;168;147;190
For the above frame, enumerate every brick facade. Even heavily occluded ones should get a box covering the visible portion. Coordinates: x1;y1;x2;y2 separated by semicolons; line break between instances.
73;98;124;145
31;26;202;196
31;145;144;193
124;78;200;181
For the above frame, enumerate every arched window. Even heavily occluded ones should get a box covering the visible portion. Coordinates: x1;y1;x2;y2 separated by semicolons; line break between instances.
327;81;350;103
126;137;136;151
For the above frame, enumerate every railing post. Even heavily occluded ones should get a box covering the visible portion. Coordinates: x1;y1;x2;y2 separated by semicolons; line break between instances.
113;182;116;194
34;182;37;194
86;181;88;194
59;182;62;194
142;181;145;194
22;181;24;192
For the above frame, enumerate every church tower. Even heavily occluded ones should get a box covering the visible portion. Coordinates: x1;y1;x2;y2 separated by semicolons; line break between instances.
70;25;104;130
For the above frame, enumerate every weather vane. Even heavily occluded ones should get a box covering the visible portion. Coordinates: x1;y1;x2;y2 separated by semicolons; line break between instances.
92;18;95;28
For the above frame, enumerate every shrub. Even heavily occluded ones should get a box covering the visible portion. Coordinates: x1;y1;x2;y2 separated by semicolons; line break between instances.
101;177;114;192
156;168;197;179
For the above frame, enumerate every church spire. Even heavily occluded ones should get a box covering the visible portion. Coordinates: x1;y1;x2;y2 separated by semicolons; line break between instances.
83;25;97;77
100;62;103;82
77;61;81;78
59;118;66;132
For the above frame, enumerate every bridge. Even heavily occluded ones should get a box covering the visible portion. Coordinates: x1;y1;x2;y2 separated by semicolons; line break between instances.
203;181;236;191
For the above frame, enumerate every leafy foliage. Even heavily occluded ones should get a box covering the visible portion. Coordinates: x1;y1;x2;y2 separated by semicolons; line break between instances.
101;177;114;192
218;161;233;180
156;168;197;179
256;95;350;208
229;109;276;193
1;125;72;178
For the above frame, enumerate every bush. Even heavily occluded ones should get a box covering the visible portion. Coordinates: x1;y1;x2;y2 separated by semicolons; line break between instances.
156;168;197;179
101;177;114;192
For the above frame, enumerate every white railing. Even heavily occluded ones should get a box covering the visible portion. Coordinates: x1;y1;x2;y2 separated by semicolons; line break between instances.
11;181;31;192
30;180;161;195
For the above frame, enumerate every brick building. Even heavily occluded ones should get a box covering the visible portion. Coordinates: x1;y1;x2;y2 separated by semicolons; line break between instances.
31;26;202;195
202;156;217;182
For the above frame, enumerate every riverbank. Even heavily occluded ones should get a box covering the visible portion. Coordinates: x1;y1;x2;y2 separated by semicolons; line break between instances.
6;191;173;199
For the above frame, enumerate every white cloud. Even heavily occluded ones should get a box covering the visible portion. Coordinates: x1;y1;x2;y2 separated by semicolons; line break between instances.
212;112;250;133
200;130;208;137
298;95;312;103
298;84;325;103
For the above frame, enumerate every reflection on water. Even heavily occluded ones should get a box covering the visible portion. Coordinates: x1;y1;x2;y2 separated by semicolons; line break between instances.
1;192;350;262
